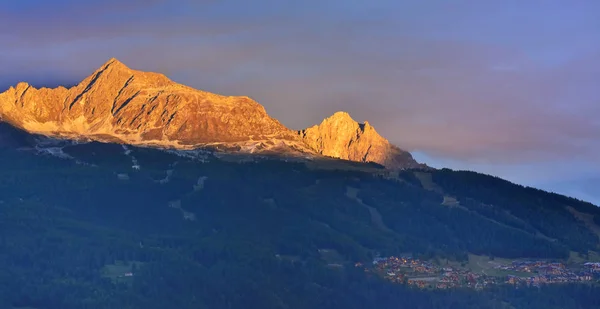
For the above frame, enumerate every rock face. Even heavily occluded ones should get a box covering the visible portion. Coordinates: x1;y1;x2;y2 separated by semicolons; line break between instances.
298;112;421;169
0;58;294;147
0;58;421;169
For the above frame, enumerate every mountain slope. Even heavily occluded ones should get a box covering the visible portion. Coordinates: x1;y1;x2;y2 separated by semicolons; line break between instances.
0;58;419;168
0;58;295;146
1;126;600;308
298;111;422;169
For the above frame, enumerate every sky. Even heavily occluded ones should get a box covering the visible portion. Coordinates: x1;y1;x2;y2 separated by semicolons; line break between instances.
0;0;598;205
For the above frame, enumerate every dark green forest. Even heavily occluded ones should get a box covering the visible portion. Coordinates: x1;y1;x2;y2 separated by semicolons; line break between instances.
1;128;600;308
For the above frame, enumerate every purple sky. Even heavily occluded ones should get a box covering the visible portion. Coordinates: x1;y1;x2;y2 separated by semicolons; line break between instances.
1;0;599;205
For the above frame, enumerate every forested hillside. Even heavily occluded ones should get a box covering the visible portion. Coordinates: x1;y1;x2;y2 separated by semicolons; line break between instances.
1;128;600;308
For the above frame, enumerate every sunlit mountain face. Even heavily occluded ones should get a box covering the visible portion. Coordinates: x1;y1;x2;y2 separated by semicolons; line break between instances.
0;58;421;170
1;1;599;306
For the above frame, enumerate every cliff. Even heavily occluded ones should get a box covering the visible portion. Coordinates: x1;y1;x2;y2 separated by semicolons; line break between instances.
298;112;421;169
0;58;421;169
0;58;294;147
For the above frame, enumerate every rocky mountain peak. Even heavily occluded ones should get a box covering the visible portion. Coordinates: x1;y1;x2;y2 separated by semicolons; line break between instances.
298;112;421;169
0;58;421;169
15;82;30;92
105;57;127;69
319;111;377;136
326;111;354;122
80;58;173;91
92;58;133;81
0;58;294;147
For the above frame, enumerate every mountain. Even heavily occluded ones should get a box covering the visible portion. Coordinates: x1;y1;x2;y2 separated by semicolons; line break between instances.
299;111;421;169
0;58;419;168
0;126;599;309
2;58;600;308
0;58;297;146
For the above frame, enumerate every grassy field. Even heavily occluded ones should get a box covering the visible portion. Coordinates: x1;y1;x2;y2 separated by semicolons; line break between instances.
567;207;600;240
413;172;442;192
101;260;144;284
568;250;600;265
318;249;346;264
467;254;531;278
441;196;459;207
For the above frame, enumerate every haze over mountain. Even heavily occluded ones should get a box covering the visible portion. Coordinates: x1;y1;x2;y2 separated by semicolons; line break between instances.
0;58;421;169
3;0;597;204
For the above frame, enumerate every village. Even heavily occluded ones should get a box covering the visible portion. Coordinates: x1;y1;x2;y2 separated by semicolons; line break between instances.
359;255;600;290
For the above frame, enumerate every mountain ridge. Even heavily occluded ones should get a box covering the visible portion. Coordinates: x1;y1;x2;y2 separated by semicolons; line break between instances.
2;61;600;309
0;58;421;169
